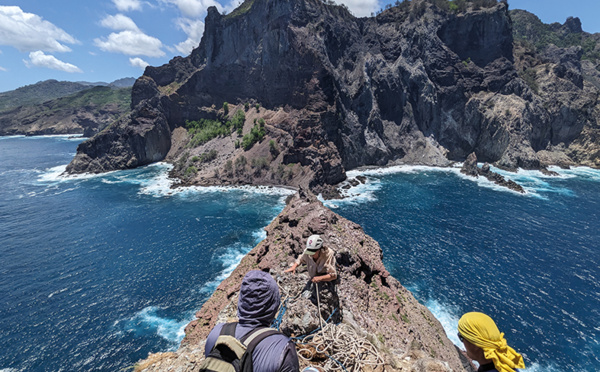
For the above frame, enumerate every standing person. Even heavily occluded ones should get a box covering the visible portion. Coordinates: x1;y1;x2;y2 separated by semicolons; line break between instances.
203;270;299;372
284;234;337;283
457;312;525;372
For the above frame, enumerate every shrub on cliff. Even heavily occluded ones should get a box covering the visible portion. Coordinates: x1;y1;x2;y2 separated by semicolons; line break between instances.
269;140;279;157
187;119;230;147
184;165;198;177
223;102;229;116
229;110;245;135
241;122;266;150
251;157;269;175
193;150;218;163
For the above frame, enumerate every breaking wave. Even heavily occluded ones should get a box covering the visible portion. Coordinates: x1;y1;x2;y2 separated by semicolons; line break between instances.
123;306;191;346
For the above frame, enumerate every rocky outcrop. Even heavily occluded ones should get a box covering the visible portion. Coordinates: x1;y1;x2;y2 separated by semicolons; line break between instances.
67;0;599;190
134;189;474;372
460;152;525;193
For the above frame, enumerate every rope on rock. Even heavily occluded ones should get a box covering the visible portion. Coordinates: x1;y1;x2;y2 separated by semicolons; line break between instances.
295;282;384;371
296;322;384;371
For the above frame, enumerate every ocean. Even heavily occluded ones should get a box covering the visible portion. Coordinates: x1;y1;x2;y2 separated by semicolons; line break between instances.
0;136;598;371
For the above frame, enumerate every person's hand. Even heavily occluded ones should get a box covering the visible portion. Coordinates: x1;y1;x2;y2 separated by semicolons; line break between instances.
311;276;322;283
284;263;297;274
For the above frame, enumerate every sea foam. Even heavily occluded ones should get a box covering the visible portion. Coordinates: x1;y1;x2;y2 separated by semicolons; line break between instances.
124;306;192;346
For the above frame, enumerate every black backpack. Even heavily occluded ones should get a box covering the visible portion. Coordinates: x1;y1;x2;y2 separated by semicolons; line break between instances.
199;322;281;372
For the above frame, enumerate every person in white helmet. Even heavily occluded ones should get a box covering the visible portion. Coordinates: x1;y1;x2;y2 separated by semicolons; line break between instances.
284;234;337;283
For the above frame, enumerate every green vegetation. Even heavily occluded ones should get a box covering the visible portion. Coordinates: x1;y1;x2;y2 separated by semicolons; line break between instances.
223;102;229;116
224;0;255;19
224;160;233;175
231;109;245;135
185;166;198;177
241;120;266;150
185;110;246;148
511;9;600;62
372;0;499;17
0;80;91;112
187;119;231;147
269;140;280;156
251;157;269;170
191;150;218;163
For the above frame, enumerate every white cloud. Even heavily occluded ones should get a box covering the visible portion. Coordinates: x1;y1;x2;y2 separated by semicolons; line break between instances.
0;66;7;72
25;51;82;73
337;0;379;17
100;14;140;31
161;0;222;18
129;57;149;69
0;6;78;52
113;0;143;12
94;30;165;57
174;18;204;55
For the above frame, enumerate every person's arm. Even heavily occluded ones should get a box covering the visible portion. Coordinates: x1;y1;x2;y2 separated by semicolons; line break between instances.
312;249;337;282
284;261;298;274
277;340;300;372
204;323;224;356
311;273;335;283
284;255;304;274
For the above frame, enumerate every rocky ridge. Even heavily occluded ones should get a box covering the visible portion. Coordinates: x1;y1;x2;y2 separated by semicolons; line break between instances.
134;189;474;372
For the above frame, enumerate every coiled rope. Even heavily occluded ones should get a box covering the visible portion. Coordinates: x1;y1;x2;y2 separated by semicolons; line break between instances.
292;282;385;371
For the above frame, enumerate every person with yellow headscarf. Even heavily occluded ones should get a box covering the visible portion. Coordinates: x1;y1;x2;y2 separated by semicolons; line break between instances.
457;312;525;372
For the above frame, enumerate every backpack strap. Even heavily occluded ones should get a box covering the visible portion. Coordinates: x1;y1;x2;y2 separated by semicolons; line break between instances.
220;322;238;337
239;327;281;372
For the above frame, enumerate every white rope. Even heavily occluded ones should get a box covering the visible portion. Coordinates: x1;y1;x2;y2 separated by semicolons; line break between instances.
295;282;385;371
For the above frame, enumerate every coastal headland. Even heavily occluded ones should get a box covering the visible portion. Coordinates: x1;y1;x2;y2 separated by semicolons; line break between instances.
134;188;475;372
63;0;600;196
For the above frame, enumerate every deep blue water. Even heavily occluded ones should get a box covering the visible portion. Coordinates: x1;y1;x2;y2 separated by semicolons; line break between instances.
1;136;599;371
328;166;600;371
0;136;291;372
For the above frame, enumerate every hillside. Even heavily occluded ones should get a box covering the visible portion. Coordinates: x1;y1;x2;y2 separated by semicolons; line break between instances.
0;80;91;113
66;0;600;196
0;86;132;136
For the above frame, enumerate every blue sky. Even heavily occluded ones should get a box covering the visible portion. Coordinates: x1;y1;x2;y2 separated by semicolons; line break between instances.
0;0;598;93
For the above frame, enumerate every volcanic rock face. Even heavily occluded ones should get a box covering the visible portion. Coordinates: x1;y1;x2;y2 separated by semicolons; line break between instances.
134;189;474;372
67;0;600;186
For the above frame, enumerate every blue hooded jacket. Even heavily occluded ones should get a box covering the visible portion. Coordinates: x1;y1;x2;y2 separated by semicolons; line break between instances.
204;270;299;372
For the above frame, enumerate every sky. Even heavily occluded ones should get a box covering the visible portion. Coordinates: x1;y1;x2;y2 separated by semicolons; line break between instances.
0;0;599;93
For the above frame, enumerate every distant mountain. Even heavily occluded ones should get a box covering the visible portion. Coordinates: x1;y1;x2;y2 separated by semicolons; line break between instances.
0;86;132;136
0;80;90;113
109;77;137;88
0;78;136;113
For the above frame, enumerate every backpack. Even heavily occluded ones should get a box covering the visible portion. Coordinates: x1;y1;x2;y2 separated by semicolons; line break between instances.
199;322;281;372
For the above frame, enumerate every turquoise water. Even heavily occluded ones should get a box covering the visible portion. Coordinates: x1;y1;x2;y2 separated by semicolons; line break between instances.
1;136;599;371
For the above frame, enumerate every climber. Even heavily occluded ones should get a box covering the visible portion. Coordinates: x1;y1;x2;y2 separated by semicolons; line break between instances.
284;234;337;283
203;270;299;372
457;312;525;372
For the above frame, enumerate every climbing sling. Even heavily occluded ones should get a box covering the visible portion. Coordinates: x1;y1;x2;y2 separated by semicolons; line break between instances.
199;322;281;372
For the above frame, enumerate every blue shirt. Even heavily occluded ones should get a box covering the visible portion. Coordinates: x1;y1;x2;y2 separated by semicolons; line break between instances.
204;323;299;372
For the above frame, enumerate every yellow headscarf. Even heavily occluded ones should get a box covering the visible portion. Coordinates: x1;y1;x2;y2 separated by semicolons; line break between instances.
458;312;525;372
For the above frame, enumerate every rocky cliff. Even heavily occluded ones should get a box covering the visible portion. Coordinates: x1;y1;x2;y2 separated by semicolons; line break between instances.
134;189;474;372
66;0;600;193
